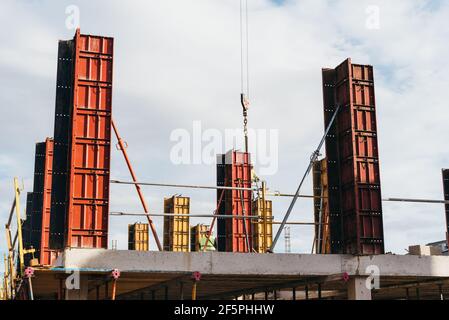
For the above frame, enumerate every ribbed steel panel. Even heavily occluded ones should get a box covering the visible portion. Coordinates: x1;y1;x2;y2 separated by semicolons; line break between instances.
40;139;57;265
163;196;190;252
443;169;449;247
312;159;330;254
65;30;113;248
23;192;33;266
216;154;227;252
322;58;384;255
30;139;57;265
252;199;272;253
30;142;46;259
216;150;253;253
322;67;343;254
128;223;149;251
50;38;75;249
190;224;214;251
23;192;33;248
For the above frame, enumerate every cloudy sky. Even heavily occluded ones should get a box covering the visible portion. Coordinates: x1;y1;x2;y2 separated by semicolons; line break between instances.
1;0;448;275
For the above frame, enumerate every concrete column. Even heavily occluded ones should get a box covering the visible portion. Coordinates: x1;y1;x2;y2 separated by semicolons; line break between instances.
65;275;88;300
347;277;372;300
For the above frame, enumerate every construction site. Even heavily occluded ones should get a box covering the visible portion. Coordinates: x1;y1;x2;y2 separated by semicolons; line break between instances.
1;2;449;302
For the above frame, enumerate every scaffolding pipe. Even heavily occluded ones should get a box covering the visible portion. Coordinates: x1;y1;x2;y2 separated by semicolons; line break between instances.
382;197;449;204
111;119;163;251
111;179;254;191
110;212;261;219
109;212;323;225
110;180;318;199
111;180;449;204
271;193;449;204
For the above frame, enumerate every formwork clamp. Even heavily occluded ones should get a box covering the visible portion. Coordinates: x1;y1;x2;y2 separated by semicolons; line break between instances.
192;271;202;282
24;267;34;278
111;269;121;280
342;272;350;282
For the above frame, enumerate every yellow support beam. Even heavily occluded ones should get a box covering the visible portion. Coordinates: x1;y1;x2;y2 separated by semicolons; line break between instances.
5;226;15;296
14;177;25;276
2;254;8;300
4;177;35;300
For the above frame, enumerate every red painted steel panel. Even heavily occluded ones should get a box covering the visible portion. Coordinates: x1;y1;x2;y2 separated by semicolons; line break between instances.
40;138;59;265
66;30;113;248
322;58;384;255
217;151;253;252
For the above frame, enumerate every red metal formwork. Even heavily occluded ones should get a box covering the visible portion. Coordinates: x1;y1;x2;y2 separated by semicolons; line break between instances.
40;138;59;265
66;29;113;248
443;169;449;247
322;58;384;255
217;151;253;252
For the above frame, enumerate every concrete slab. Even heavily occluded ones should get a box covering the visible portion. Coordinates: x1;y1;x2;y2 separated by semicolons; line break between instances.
54;249;449;278
29;249;449;300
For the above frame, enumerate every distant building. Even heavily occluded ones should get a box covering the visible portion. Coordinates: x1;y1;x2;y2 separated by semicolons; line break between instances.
426;240;448;256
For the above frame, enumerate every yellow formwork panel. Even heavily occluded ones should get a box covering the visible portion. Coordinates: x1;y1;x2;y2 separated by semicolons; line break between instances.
312;159;330;254
252;199;273;253
190;224;215;251
163;196;190;252
128;223;149;251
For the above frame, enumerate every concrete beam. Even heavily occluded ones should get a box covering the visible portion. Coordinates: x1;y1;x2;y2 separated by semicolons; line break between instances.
54;249;449;278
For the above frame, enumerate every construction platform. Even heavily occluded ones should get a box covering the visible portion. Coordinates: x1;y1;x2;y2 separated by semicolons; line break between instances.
29;249;449;300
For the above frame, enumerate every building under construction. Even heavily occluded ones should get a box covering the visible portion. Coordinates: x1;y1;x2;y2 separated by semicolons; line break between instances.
2;29;449;301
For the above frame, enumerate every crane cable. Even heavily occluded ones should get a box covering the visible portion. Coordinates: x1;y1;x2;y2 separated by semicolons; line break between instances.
240;0;250;152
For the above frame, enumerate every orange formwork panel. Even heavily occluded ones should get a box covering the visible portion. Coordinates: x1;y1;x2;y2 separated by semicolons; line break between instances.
217;151;254;253
66;29;114;248
40;139;58;265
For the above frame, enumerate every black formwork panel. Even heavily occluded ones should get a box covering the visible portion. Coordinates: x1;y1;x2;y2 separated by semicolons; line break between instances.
49;40;74;249
216;154;226;252
443;169;449;246
23;192;33;248
30;142;46;259
23;192;33;266
322;68;343;254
